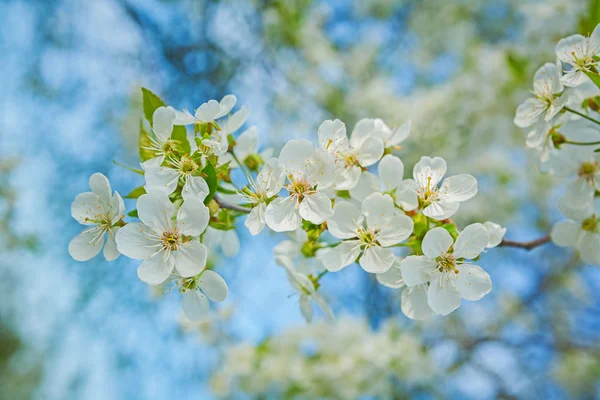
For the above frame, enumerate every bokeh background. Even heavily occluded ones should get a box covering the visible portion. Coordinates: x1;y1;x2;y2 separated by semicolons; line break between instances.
1;0;600;399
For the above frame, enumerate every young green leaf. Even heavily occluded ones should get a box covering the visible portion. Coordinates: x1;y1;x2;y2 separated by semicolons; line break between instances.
172;125;191;154
202;162;218;204
113;160;144;175
125;186;146;199
585;71;600;91
127;209;139;218
141;88;166;126
139;120;157;162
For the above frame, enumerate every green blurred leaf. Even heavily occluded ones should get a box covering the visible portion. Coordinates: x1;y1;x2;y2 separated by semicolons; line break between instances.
585;71;600;91
578;0;600;34
139;120;156;162
113;160;143;175
172;125;191;154
202;162;218;204
125;186;146;199
128;209;138;218
141;87;166;126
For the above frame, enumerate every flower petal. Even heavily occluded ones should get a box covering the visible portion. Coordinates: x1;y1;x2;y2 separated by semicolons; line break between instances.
137;255;174;285
401;284;433;320
318;119;347;145
235;125;258;159
361;192;396;229
278;139;314;177
413;156;447;188
550;220;581;247
376;259;404;288
578;231;600;265
423;200;460;220
387;120;411;146
377;215;414;247
483;221;507;248
182;176;210;203
265;196;302;232
349;171;380;202
103;229;120;261
221;230;240;258
422;227;453;259
137;193;174;233
318;241;361;272
427;273;461;316
152;106;175;142
216;94;237;119
198;270;228;302
439;174;478;202
256;158;285;197
182;290;210;321
400;255;437;286
312;292;335;323
71;192;104;225
327;201;363;239
115;222;159;259
245;203;266;236
89;172;112;203
177;198;210;236
298;192;333;224
378;154;404;191
68;229;104;261
144;164;180;196
359;246;395;273
355;136;384;167
174;241;208;278
299;295;313;323
455;264;492;301
453;223;490;259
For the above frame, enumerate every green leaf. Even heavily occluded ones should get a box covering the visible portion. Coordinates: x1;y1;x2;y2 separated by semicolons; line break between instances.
125;186;146;199
172;125;191;154
585;71;600;91
141;87;166;126
578;0;600;34
128;209;138;218
216;186;238;195
139;120;157;162
113;160;143;175
201;162;218;204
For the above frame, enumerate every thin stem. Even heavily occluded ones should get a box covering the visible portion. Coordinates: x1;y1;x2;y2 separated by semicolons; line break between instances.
498;236;550;251
213;195;251;214
230;151;253;184
316;270;328;281
564;140;600;146
564;106;600;126
320;242;341;249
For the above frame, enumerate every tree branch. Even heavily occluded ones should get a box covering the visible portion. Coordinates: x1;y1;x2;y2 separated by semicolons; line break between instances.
213;195;251;214
499;236;551;250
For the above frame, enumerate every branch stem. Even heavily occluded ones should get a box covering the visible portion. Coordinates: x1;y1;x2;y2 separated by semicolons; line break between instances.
499;236;550;250
213;195;251;214
564;106;600;126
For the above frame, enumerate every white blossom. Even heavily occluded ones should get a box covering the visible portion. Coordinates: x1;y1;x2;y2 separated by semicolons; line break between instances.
69;173;125;261
405;156;478;220
551;201;600;265
203;227;241;258
265;139;335;232
401;224;492;316
319;193;413;273
220;125;274;169
556;24;600;87
141;155;210;202
240;158;286;235
483;221;507;248
179;269;228;321
172;94;237;125
283;263;334;323
274;228;324;275
115;194;210;285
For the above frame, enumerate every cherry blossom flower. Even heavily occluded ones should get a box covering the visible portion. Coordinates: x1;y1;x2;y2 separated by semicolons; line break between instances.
273;228;324;275
178;270;228;321
172;94;237;125
361;118;412;149
69;173;125;261
141;155;210;202
556;24;600;87
317;119;384;190
319;193;413;273
115;194;209;285
483;221;507;248
282;262;334;323
405;156;478;220
220;126;274;170
265;139;335;232
401;224;492;316
240;158;286;235
551;201;600;266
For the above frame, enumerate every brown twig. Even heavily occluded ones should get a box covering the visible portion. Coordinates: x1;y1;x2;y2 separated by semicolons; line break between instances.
499;236;551;250
213;195;251;214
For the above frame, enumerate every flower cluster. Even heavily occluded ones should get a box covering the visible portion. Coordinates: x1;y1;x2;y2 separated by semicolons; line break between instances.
209;318;435;399
514;23;600;266
69;87;507;322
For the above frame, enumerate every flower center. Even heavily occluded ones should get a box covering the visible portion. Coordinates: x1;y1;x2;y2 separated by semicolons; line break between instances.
357;227;378;247
579;161;597;180
437;253;458;274
286;175;315;201
418;176;439;207
582;215;599;232
179;155;199;174
178;276;198;292
161;229;182;252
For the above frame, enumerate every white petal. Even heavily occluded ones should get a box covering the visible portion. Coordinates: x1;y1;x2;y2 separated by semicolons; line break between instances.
216;94;237;119
387;120;411;146
427;273;461;316
355;136;384;167
235;126;258;159
333;164;361;191
327;201;363;239
349;118;376;148
222;106;249;134
439;174;478;202
514;98;546;128
221;230;240;258
182;290;209;321
589;24;600;54
137;193;174;233
312;292;335;323
483;221;507;248
299;295;313;323
550;219;581;247
115;222;159;259
556;34;586;64
71;192;104;225
378;154;404;191
174;241;208;278
265;196;302;232
413;156;447;188
195;100;221;122
177;198;210;236
298;192;333;224
318;119;347;145
103;229;120;261
68;229;104;261
361;192;396;229
144;165;179;196
455;264;492;301
171;107;196;125
89;173;112;203
256;158;285;196
199;270;228;302
304;148;336;188
137;256;174;285
152;106;175;142
279;139;314;177
578;231;600;265
376;215;414;247
245;203;266;235
376;260;405;288
182;176;210;203
453;223;490;259
400;255;437;286
422;227;454;258
401;285;433;320
349;171;380;202
109;191;126;222
423;200;460;220
359;246;395;273
558;178;595;214
396;186;419;211
318;241;362;272
561;70;588;87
